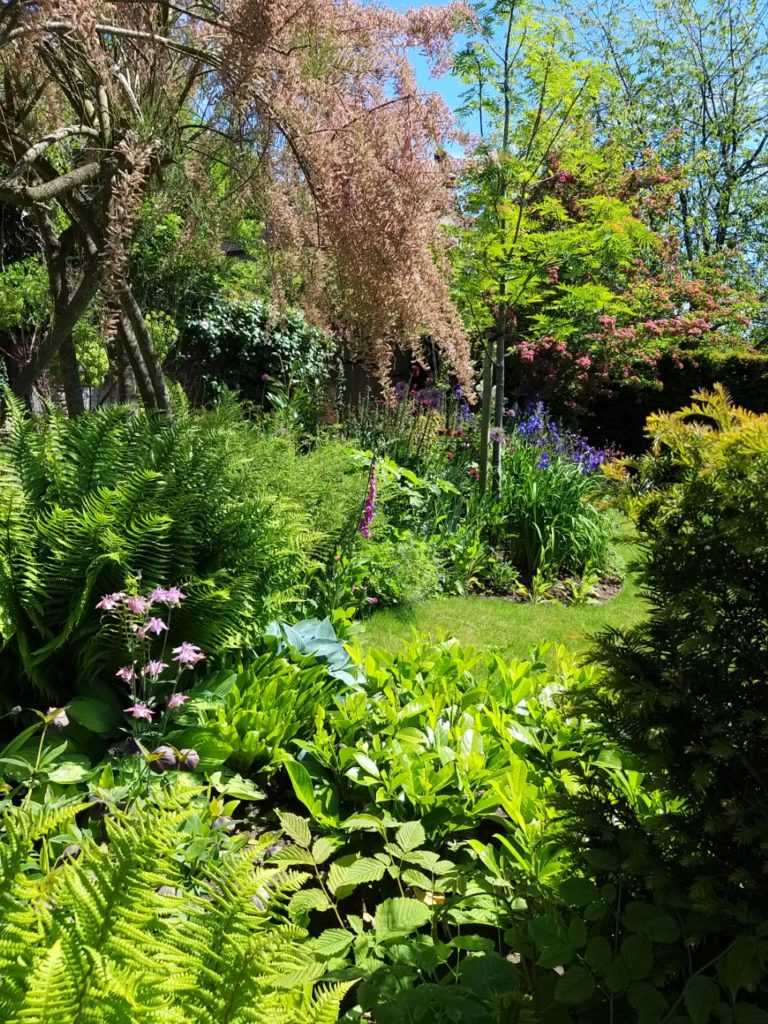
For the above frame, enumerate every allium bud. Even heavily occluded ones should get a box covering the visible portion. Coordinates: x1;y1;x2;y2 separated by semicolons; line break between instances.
149;745;177;774
178;748;200;771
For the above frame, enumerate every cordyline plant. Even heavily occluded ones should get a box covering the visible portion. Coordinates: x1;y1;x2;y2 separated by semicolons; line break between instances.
0;0;473;413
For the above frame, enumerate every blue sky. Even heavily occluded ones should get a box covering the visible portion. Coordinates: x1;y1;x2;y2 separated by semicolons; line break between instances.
374;0;469;117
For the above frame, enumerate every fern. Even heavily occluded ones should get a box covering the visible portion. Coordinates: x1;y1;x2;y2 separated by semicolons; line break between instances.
0;800;347;1024
0;395;363;709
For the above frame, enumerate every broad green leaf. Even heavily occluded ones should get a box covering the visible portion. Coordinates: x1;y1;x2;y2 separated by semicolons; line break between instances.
396;821;426;853
683;975;720;1024
627;982;668;1024
375;897;432;942
328;856;386;897
309;928;355;958
554;966;595;1003
48;762;91;784
277;811;312;849
287;888;330;926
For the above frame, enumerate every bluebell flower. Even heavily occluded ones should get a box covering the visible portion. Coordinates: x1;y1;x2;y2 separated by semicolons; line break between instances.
537;452;550;469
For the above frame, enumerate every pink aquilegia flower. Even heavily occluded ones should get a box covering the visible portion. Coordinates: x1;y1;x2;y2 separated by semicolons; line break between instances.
167;693;188;710
46;707;69;729
124;702;154;721
145;617;168;636
172;642;205;668
96;592;125;612
116;665;136;684
125;595;150;615
142;660;169;678
162;587;186;607
368;596;379;605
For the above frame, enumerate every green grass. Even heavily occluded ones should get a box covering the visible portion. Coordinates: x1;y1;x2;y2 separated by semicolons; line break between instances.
352;565;646;662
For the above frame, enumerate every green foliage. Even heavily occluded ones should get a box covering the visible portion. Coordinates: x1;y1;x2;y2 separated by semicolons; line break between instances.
0;394;361;708
180;296;338;405
491;441;612;579
0;798;349;1023
169;644;349;775
570;387;768;1008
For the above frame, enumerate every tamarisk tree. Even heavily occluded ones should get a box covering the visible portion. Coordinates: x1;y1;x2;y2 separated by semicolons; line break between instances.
0;0;472;413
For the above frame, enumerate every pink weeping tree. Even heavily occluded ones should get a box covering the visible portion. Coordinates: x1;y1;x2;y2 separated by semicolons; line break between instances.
0;0;473;414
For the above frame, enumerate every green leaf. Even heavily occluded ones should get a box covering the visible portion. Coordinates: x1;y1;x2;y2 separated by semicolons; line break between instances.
375;897;432;942
554;966;595;1003
567;918;587;950
48;761;91;784
309;928;355;958
559;877;599;906
287;888;330;926
328;856;386;897
683;975;720;1024
312;837;339;865
627;982;668;1024
585;936;613;975
208;771;265;801
583;848;619;871
621;933;653;980
285;759;321;817
396;821;426;853
68;697;122;735
278;811;312;849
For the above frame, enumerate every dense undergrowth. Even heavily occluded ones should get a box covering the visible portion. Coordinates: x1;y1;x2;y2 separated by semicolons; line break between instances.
0;388;766;1022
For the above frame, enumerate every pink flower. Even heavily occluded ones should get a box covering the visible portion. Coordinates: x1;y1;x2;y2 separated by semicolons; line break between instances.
145;617;168;636
124;703;154;721
149;587;168;604
125;595;150;615
172;642;205;667
96;592;124;611
161;587;186;607
368;596;379;605
167;693;188;710
142;660;169;678
116;665;136;684
46;707;69;729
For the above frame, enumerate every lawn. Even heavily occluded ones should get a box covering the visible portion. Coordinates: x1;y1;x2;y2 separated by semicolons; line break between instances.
353;564;646;660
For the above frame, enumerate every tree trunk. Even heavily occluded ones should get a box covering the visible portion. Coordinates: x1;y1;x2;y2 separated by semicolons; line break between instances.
121;288;171;413
478;338;494;495
59;332;85;416
491;295;507;495
117;317;156;409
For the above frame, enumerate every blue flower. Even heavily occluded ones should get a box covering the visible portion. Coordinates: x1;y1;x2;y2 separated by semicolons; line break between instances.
537;452;550;469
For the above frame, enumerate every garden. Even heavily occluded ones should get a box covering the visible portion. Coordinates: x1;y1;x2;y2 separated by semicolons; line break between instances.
1;1;768;1022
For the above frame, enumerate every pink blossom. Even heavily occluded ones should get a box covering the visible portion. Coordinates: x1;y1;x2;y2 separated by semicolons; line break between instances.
167;693;188;710
46;707;69;729
172;642;205;667
161;587;186;607
96;592;124;611
145;617;168;636
142;660;169;678
124;703;154;721
149;587;168;604
368;596;379;605
116;665;136;684
125;595;150;615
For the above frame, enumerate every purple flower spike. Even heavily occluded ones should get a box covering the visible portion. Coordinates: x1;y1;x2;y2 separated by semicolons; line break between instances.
167;693;188;710
142;660;169;678
172;643;205;668
124;703;154;721
96;592;125;612
116;665;136;684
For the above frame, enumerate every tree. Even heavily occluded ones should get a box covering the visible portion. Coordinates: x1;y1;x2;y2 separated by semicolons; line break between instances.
566;0;768;274
451;2;602;489
0;0;472;412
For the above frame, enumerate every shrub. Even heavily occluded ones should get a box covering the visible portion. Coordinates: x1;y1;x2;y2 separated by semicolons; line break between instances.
571;386;768;1007
179;294;338;405
0;395;363;709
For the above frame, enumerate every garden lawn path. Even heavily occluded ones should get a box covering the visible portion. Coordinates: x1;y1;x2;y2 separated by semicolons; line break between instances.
352;570;645;663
